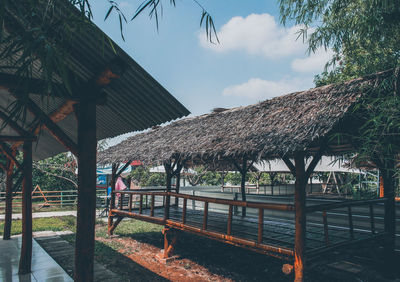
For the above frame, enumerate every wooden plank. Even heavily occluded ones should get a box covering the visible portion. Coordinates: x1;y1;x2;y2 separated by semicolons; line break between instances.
18;141;33;274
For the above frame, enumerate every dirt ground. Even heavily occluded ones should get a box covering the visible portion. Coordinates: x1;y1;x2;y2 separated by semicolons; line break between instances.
94;228;400;282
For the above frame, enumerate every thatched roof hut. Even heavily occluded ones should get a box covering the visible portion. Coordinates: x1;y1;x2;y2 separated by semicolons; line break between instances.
98;69;395;166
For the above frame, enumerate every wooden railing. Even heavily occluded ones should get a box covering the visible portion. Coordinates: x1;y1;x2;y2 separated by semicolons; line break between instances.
111;190;296;258
306;197;387;256
0;187;107;211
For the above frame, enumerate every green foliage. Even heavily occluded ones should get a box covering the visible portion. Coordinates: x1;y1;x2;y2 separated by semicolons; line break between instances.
202;171;222;186
224;172;243;185
130;166;165;187
33;153;77;191
280;0;400;189
279;0;400;85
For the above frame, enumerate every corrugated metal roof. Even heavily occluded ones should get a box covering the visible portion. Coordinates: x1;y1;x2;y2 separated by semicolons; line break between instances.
0;1;190;160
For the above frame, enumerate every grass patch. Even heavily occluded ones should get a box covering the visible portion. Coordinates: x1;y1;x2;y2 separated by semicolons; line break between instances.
0;204;77;215
0;216;76;236
96;219;163;247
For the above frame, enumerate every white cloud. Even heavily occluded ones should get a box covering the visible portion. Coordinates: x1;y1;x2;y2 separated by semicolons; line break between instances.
291;48;334;73
119;2;133;10
222;78;309;100
199;13;307;59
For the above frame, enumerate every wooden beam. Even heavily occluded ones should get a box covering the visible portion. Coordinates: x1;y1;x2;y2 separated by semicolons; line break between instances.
0;135;37;142
0;109;35;138
305;143;326;180
18;141;33;274
13;95;78;156
0;141;21;168
282;156;296;177
0;73;46;94
294;152;306;282
3;158;14;240
74;100;97;282
116;161;131;177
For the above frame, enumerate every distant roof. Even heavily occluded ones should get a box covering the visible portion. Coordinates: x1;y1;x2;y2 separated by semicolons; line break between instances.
0;1;189;160
98;69;396;166
254;157;362;174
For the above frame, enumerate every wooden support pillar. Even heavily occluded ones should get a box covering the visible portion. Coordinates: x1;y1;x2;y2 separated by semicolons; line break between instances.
18;141;33;274
162;227;179;258
240;158;247;217
74;100;97;282
3;157;14;240
294;152;306;282
164;163;172;220
381;166;396;271
174;172;181;206
108;164;117;235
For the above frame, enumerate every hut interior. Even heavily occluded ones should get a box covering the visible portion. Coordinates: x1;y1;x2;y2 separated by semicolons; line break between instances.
98;69;399;282
0;1;189;281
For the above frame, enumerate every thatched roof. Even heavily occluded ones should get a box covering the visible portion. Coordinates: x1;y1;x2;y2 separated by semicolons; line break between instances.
98;69;396;166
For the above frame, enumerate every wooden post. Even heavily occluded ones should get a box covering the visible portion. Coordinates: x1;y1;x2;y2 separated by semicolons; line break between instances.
258;208;264;243
174;172;180;206
227;205;233;235
240;158;247;217
203;202;208;230
74;100;97;282
162;228;179;258
107;164;117;234
381;166;396;271
164;163;172;220
182;198;187;224
3;157;14;240
294;152;306;282
18;141;33;274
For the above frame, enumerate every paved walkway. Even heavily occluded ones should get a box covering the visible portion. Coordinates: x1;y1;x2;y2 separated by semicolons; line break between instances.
0;210;77;220
0;236;72;281
35;232;120;281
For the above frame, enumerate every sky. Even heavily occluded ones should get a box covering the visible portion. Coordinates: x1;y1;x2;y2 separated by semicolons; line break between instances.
90;1;332;145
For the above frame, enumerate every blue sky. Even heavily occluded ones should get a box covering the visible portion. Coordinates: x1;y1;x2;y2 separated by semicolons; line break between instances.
91;1;332;144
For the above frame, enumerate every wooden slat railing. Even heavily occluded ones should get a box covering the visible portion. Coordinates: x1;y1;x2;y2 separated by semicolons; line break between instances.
306;197;388;251
111;190;296;258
